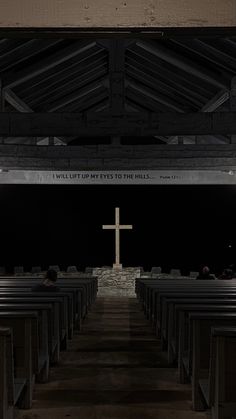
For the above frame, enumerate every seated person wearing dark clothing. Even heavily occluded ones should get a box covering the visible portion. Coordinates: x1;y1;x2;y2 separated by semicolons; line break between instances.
196;265;215;280
32;269;60;291
218;268;233;280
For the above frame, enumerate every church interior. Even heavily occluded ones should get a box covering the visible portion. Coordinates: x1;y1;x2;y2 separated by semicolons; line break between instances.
0;1;236;419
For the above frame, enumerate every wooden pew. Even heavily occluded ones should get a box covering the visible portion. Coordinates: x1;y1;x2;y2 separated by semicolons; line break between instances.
199;326;236;419
0;280;84;336
135;279;236;338
0;279;97;347
0;277;97;358
0;307;49;383
178;312;236;391
0;288;71;349
0;327;27;419
0;312;36;410
136;279;236;320
0;296;60;364
190;315;236;411
0;276;98;317
0;277;98;418
154;289;236;336
171;304;236;368
159;292;236;344
164;298;236;363
0;304;52;379
135;278;236;416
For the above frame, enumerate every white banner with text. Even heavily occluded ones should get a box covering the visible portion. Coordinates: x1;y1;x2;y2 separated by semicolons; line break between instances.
1;170;236;184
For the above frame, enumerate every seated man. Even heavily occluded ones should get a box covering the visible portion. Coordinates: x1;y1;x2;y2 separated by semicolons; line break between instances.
196;265;215;280
218;268;233;280
32;269;60;291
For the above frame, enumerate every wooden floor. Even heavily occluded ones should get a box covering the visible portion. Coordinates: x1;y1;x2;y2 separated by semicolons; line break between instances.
15;298;210;419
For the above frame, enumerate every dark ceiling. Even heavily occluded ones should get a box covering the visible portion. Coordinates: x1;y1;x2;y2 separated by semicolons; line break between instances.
0;36;236;145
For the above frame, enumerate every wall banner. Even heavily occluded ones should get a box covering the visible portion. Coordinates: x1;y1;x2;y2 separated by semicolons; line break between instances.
0;170;236;185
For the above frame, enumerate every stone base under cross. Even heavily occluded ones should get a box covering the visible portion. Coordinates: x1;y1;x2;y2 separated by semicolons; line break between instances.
92;267;141;297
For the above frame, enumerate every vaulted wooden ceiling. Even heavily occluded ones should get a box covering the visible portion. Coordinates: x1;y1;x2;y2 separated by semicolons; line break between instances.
0;36;236;146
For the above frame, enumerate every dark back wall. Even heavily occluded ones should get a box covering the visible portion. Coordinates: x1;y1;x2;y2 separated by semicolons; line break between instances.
0;185;235;274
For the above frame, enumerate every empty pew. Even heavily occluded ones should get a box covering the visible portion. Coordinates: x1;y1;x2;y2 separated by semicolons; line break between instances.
165;298;236;363
136;279;236;320
152;286;236;334
0;307;49;383
0;327;28;419
0;304;52;379
178;312;236;392
0;312;37;410
199;326;236;419
159;291;236;343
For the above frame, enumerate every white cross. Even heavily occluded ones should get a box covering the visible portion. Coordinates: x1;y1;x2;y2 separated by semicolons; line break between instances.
102;207;133;269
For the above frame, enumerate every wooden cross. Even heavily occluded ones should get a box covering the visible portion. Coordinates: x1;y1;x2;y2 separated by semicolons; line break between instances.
102;207;133;269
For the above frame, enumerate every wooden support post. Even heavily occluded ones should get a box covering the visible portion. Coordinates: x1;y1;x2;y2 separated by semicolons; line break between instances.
109;40;125;116
0;79;5;144
230;77;236;144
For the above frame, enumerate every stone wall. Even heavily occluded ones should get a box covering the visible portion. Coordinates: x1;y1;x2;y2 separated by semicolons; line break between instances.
92;267;141;297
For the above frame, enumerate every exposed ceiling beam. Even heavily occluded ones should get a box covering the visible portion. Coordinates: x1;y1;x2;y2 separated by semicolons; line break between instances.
137;40;228;90
4;88;33;112
126;45;214;99
3;41;97;89
109;39;125;115
126;87;171;113
46;81;108;112
3;88;67;145
127;81;186;112
191;38;236;70
16;45;106;98
201;89;230;112
170;38;236;75
0;39;63;72
163;89;231;144
26;59;107;106
0;112;236;136
126;66;203;108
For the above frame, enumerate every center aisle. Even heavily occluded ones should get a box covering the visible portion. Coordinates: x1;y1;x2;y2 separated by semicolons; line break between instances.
16;297;209;419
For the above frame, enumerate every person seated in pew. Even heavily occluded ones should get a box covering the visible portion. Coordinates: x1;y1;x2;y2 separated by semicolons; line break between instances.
218;267;233;280
32;269;60;291
196;265;215;280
